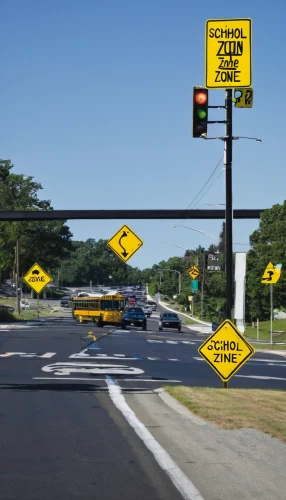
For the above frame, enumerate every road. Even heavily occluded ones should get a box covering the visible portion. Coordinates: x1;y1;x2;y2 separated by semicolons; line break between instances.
0;303;286;499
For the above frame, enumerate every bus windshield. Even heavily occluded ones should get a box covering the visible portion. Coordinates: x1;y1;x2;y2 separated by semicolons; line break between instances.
101;299;125;311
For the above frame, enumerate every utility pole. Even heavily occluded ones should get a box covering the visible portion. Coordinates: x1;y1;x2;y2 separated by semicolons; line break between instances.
225;89;233;321
15;240;20;315
57;268;60;287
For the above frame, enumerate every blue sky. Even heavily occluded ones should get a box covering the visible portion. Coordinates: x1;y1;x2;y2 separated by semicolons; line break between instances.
0;0;285;270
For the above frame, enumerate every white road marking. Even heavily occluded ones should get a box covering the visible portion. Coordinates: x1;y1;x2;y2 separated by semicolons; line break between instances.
169;359;179;362
69;354;138;360
236;375;286;381
106;377;204;500
147;339;195;345
0;352;56;358
42;362;144;376
33;377;182;382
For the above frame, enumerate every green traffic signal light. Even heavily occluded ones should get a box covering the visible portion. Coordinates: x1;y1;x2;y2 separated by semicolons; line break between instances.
196;108;207;120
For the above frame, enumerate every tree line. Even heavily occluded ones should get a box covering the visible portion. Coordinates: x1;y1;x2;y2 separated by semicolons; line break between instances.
1;159;285;322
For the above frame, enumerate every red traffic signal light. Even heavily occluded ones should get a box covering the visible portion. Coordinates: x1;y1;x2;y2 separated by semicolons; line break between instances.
193;87;208;138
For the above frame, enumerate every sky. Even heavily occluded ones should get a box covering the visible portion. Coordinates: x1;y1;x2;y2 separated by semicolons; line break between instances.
0;0;285;270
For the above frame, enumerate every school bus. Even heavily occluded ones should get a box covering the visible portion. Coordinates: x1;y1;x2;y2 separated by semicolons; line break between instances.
72;293;126;326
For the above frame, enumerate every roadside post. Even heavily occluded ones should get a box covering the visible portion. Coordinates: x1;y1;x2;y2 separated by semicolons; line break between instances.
198;319;254;388
193;19;256;321
23;263;52;320
261;262;282;344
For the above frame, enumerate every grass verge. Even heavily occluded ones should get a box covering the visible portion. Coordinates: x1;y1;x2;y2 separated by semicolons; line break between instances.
245;319;286;342
0;298;67;321
164;386;286;443
251;343;286;351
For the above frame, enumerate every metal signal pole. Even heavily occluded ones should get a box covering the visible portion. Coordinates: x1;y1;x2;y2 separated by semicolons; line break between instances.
225;89;233;320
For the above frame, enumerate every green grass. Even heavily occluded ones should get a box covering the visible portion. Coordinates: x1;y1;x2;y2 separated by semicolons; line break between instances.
245;319;286;343
0;297;68;321
251;343;286;350
164;386;286;443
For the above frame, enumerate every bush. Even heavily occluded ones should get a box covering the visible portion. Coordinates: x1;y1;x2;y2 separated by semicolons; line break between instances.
0;307;16;322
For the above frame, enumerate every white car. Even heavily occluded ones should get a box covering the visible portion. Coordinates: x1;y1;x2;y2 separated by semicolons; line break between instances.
143;306;152;317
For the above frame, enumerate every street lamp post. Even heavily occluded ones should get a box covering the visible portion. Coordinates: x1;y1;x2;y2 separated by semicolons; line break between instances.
158;268;181;295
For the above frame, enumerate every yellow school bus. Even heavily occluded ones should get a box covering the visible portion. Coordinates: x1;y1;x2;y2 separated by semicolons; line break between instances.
72;293;126;326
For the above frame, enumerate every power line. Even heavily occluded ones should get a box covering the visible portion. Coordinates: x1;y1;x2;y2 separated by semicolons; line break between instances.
185;155;223;209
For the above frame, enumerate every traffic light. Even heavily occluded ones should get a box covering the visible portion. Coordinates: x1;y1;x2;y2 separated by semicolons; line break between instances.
192;87;208;138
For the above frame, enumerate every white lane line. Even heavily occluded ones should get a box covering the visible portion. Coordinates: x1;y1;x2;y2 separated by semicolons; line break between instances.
166;341;178;344
236;375;286;381
169;359;179;362
250;358;286;363
106;377;204;500
69;354;138;360
33;377;182;382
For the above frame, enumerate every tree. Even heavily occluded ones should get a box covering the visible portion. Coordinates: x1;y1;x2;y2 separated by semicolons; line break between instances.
0;159;72;278
246;202;286;320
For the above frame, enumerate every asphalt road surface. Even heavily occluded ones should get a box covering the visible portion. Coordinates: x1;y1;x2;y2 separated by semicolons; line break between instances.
1;306;286;499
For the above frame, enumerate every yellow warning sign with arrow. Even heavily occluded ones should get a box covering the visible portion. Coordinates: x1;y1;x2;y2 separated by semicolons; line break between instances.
261;262;282;284
107;225;143;263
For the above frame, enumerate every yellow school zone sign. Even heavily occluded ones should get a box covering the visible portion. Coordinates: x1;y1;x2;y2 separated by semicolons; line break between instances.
107;225;144;263
205;18;252;89
198;320;254;382
23;263;52;294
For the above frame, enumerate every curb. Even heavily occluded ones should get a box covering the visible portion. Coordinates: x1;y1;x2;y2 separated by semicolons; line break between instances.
154;388;209;427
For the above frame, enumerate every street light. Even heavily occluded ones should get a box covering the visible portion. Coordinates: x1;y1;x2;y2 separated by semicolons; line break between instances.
158;268;181;295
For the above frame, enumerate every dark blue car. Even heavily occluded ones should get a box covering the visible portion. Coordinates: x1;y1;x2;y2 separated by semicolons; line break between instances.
121;307;147;330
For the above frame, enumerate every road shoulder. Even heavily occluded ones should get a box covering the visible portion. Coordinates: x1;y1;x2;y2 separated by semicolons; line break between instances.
125;390;286;500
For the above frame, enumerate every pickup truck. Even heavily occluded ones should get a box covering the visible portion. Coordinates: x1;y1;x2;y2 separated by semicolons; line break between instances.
121;307;147;330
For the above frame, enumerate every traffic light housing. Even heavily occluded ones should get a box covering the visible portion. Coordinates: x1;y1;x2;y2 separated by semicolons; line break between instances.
192;87;208;138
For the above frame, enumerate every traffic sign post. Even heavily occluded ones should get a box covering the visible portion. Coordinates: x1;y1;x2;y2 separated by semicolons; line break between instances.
107;224;143;263
23;263;53;320
198;319;254;387
261;262;282;344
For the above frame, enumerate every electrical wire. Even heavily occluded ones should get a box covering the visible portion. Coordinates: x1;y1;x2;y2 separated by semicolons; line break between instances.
176;155;224;226
185;155;223;209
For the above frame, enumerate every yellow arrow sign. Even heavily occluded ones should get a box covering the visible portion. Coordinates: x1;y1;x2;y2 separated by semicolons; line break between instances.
23;263;52;294
261;262;282;284
188;265;200;279
198;320;254;382
107;225;143;263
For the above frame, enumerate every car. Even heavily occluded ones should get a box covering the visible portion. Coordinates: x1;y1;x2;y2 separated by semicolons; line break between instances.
142;306;152;317
145;300;157;311
159;312;182;332
61;296;70;307
121;307;147;330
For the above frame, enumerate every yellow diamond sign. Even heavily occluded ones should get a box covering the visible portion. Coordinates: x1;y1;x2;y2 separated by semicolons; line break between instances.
188;265;200;279
261;262;282;284
23;263;52;294
107;225;143;263
198;320;254;382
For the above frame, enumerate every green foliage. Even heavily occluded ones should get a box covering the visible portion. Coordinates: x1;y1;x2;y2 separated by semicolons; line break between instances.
246;202;286;321
0;306;16;322
0;159;72;278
